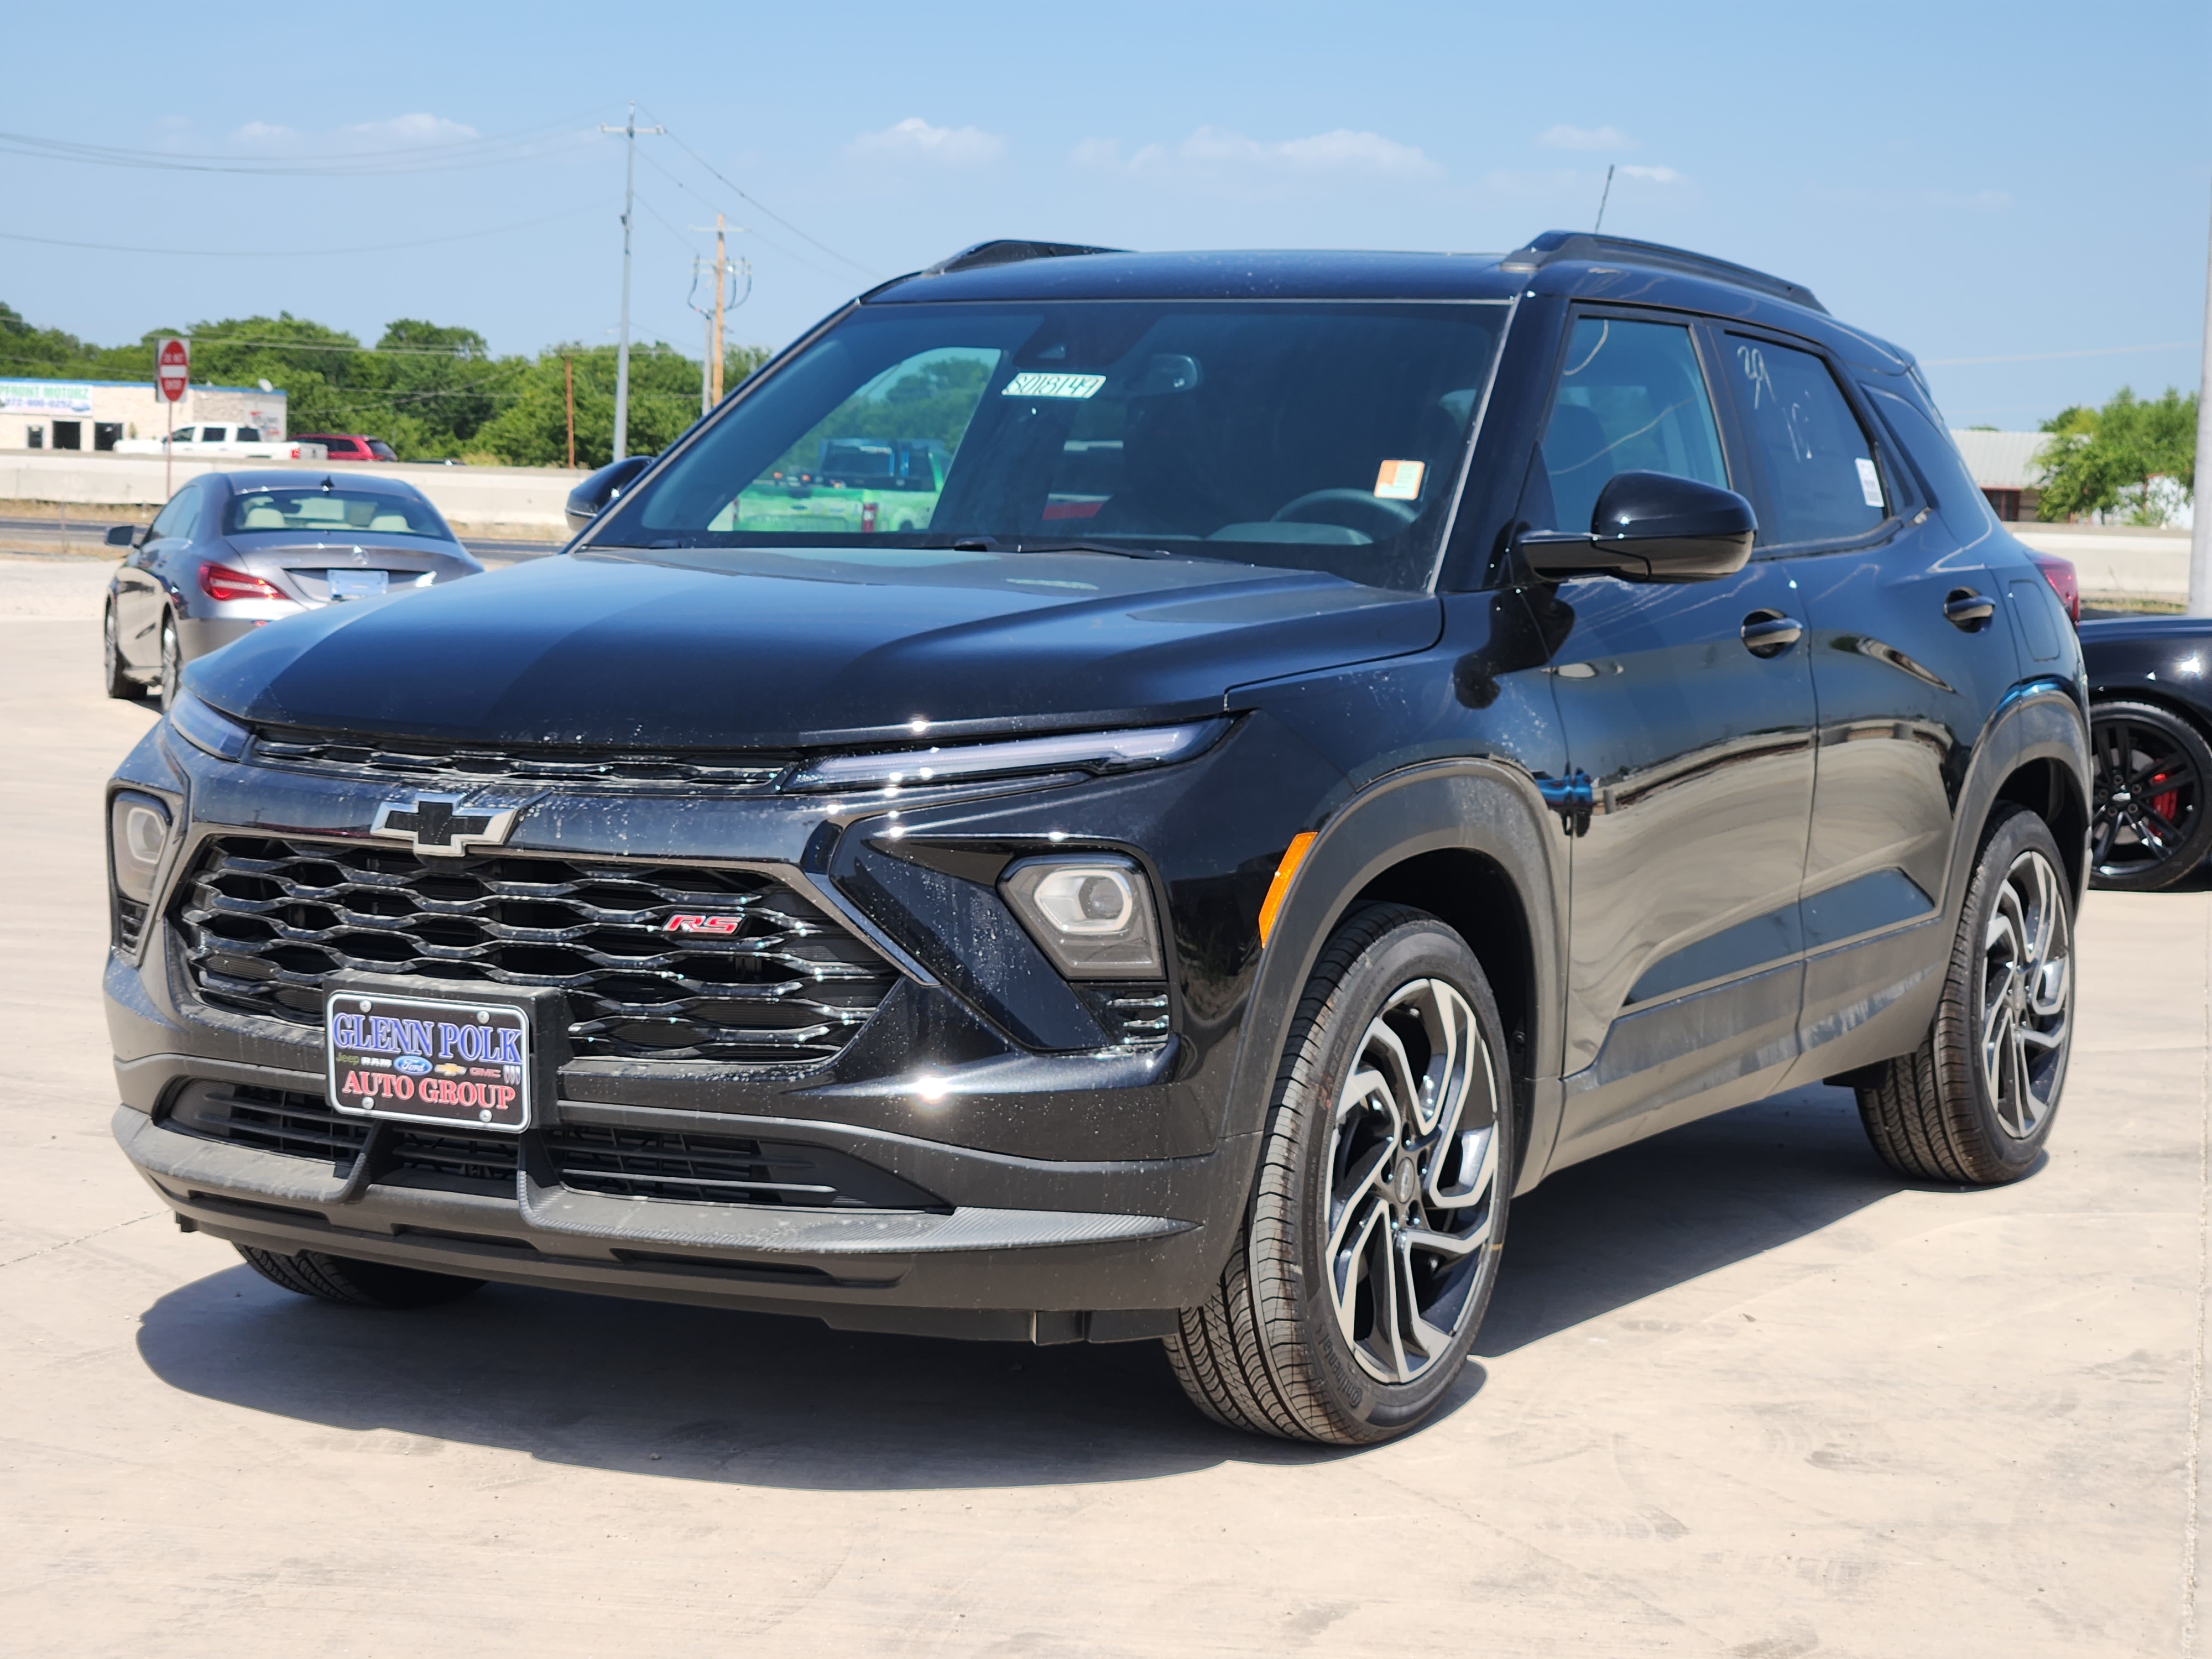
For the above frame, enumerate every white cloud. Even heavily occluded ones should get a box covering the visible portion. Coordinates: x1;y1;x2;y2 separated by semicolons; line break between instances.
1537;124;1635;152
849;117;1006;165
345;113;481;145
1074;126;1439;183
1619;165;1682;184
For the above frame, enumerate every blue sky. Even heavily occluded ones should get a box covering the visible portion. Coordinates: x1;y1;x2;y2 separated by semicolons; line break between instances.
3;0;2206;428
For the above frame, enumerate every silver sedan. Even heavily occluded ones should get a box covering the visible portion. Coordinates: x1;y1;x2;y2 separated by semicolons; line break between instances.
103;470;483;706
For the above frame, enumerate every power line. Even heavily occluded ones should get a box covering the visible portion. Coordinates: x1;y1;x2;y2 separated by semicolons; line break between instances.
629;146;849;283
634;103;879;279
0;115;607;178
0;206;593;259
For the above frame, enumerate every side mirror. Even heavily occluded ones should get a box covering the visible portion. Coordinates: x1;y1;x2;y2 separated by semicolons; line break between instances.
1516;470;1756;584
564;453;656;535
105;524;138;548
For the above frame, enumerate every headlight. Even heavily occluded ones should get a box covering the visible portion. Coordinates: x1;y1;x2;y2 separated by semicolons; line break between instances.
788;720;1221;792
1000;855;1164;979
109;791;171;905
168;692;250;761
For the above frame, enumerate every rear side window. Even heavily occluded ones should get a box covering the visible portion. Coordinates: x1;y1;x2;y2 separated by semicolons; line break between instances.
1535;317;1728;533
148;483;199;539
1726;337;1886;546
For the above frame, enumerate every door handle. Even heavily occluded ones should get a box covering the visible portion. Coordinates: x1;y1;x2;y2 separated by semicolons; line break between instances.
1740;612;1803;658
1944;590;1995;629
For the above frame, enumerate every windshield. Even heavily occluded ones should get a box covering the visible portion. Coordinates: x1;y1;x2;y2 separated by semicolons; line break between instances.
593;299;1507;590
223;486;449;540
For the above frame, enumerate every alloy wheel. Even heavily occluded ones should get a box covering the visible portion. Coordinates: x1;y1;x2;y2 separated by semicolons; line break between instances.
158;619;180;711
1322;977;1501;1385
2091;714;2201;881
1979;848;2072;1140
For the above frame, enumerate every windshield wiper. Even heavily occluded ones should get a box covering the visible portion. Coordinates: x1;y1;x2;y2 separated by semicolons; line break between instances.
1010;539;1177;560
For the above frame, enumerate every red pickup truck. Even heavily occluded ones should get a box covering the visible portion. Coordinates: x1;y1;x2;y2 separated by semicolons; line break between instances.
295;434;398;462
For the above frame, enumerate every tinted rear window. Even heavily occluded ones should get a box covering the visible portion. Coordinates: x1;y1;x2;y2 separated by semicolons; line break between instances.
223;487;448;539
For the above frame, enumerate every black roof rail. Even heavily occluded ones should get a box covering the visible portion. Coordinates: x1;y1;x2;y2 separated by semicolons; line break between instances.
1499;231;1825;315
921;238;1124;276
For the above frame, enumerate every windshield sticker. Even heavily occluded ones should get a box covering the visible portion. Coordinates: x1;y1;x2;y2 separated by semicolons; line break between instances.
1855;457;1884;507
1374;459;1425;501
1003;372;1106;400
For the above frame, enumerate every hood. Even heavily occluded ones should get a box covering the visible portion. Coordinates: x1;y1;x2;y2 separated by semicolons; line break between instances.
186;545;1441;748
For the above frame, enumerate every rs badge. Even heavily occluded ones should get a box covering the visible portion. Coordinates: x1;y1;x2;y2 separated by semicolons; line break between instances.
665;914;744;935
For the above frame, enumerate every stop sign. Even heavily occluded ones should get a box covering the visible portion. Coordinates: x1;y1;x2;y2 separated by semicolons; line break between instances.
155;337;189;403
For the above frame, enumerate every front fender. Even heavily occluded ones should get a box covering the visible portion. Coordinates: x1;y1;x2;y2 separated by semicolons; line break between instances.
1219;758;1568;1194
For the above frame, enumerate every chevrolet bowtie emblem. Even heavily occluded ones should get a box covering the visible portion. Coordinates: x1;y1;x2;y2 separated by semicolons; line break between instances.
368;794;518;858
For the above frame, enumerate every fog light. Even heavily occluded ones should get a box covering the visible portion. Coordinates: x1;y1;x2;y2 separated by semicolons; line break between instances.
1001;856;1162;979
109;791;170;905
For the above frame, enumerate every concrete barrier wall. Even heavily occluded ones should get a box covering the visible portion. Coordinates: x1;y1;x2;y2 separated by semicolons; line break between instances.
0;450;585;537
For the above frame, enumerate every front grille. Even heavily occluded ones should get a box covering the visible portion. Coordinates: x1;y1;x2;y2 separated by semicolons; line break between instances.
164;1084;938;1212
545;1123;945;1210
168;1081;372;1170
177;837;898;1063
249;728;793;793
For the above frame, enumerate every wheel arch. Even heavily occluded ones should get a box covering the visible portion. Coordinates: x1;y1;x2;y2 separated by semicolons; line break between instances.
1220;759;1569;1196
1953;679;2093;916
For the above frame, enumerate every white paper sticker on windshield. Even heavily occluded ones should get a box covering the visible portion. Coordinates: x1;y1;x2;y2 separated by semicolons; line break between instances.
1855;456;1884;507
1374;458;1425;501
1003;372;1106;400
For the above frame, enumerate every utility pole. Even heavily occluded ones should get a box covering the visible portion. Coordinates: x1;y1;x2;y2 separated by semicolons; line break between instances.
711;214;729;405
563;356;577;470
598;102;664;462
2192;179;2212;615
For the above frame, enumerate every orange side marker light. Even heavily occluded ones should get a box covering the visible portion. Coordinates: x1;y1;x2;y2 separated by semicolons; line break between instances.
1258;832;1317;946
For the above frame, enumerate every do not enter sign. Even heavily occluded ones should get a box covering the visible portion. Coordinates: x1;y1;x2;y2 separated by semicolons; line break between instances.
155;337;189;403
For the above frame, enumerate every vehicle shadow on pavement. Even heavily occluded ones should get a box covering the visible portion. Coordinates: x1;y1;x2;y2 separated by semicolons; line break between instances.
1478;1083;1905;1355
135;1265;1457;1485
132;1083;1894;1484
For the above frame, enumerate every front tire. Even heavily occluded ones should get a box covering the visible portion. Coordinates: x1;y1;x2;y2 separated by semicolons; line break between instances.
102;601;138;699
1855;805;2074;1185
236;1245;485;1308
1166;903;1511;1444
2089;699;2212;890
156;613;181;711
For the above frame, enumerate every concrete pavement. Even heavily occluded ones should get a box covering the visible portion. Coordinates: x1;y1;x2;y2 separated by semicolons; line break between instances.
2;587;2208;1656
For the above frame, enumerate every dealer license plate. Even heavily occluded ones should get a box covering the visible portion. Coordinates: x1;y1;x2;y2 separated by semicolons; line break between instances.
326;990;530;1133
327;568;388;601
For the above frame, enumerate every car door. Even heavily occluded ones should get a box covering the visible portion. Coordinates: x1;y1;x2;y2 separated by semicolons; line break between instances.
1705;338;2030;1086
116;481;199;667
1526;310;1820;1167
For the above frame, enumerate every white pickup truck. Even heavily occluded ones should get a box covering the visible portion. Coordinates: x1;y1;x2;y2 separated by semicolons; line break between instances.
114;424;327;460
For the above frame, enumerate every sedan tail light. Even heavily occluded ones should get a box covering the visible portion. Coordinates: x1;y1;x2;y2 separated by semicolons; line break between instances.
2026;549;2079;626
199;563;286;603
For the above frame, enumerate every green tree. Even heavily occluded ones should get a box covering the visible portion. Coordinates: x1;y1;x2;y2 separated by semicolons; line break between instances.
2036;385;2198;525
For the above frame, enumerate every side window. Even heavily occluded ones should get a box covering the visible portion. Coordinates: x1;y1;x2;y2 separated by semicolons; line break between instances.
1535;317;1728;533
148;484;198;540
1727;336;1886;545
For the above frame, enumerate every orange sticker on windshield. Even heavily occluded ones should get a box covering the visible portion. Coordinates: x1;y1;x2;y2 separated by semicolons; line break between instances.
1374;459;1425;501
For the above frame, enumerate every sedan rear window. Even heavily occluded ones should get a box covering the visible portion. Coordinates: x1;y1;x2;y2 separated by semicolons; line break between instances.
224;488;447;539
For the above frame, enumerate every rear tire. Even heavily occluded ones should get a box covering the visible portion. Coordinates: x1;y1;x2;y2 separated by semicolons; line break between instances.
2088;699;2212;890
102;601;138;700
1165;903;1511;1444
1855;805;2074;1185
236;1245;485;1308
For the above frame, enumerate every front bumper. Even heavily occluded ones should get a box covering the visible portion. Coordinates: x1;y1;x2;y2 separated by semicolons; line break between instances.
98;713;1323;1336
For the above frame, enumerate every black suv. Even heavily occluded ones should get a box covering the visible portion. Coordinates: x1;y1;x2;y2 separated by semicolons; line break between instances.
106;233;2090;1444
